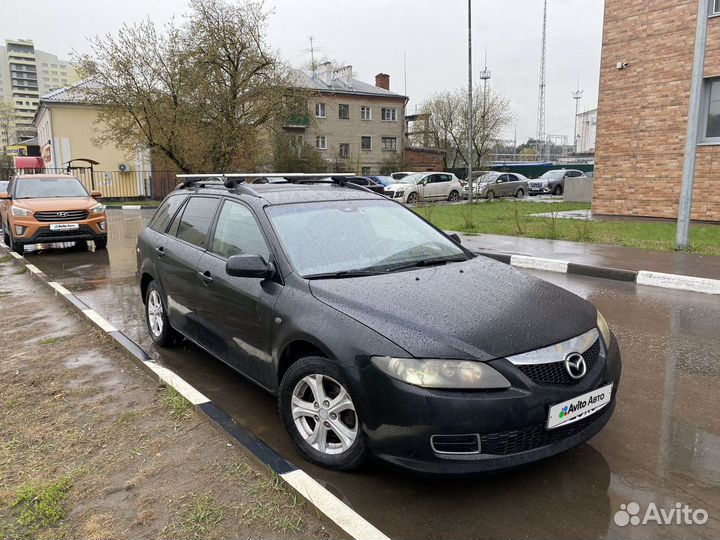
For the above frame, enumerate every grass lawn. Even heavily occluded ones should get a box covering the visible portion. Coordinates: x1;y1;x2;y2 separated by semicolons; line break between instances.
414;200;720;256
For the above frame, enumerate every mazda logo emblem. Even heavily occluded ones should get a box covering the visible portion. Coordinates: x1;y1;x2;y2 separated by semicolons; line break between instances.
57;212;69;217
564;352;587;379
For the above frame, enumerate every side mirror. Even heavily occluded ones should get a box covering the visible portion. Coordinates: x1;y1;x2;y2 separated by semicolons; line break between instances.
0;192;9;200
91;190;103;198
449;233;462;245
226;254;274;279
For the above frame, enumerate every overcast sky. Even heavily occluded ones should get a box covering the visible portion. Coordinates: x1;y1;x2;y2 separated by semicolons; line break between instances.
1;0;604;143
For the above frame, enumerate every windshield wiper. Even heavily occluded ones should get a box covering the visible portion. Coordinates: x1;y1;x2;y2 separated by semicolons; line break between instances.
305;269;382;280
377;255;468;273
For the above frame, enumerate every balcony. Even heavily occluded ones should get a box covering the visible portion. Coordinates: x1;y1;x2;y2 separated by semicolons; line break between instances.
282;113;310;129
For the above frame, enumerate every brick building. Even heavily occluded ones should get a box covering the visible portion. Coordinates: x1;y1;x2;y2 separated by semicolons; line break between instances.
593;0;720;221
287;65;407;175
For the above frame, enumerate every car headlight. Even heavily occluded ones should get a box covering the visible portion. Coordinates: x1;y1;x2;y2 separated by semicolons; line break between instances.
371;356;510;389
11;206;32;217
597;310;611;346
90;203;106;214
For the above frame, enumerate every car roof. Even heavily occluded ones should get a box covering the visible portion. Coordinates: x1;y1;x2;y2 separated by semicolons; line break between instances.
174;182;384;206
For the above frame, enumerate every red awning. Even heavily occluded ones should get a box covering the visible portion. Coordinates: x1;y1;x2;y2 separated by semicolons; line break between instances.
14;156;44;170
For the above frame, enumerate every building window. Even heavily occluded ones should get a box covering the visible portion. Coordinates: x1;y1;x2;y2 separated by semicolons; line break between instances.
338;104;349;119
361;167;372;175
315;102;326;118
316;135;327;150
382;137;397;151
705;78;720;140
361;136;372;150
361;106;372;120
339;143;350;158
714;0;719;14
381;108;397;121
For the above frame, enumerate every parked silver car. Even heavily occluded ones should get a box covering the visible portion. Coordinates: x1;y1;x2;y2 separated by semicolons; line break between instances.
475;172;529;200
528;169;588;196
385;172;464;204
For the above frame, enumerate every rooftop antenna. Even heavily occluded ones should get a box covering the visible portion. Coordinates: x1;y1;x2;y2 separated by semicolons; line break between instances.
572;76;583;154
403;51;407;96
536;0;547;160
302;35;323;75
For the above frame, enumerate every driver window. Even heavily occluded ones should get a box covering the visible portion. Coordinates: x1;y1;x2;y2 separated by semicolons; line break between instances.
211;200;270;260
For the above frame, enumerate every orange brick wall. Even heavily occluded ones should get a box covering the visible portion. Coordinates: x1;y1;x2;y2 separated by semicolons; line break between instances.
593;2;720;221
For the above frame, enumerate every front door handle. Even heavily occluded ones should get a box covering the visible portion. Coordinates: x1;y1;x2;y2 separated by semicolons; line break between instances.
155;246;165;257
198;270;213;285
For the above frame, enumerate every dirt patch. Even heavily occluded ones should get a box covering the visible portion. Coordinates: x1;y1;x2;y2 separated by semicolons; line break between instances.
0;257;340;539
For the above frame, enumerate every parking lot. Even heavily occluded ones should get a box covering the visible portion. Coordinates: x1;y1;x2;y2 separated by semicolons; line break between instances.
19;209;720;539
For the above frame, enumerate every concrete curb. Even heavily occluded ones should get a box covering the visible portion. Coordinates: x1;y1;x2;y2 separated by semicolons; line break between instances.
0;241;390;540
477;250;720;295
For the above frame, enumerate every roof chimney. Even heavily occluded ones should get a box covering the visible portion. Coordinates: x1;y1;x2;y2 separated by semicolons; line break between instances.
375;73;390;91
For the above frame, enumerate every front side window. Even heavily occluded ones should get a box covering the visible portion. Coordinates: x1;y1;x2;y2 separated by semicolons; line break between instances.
211;201;270;260
381;137;397;151
173;196;220;248
149;194;187;233
316;136;327;150
266;199;467;277
361;106;372;120
315;102;326;118
14;177;87;198
381;108;397;121
361;136;372;150
706;78;720;139
339;104;350;119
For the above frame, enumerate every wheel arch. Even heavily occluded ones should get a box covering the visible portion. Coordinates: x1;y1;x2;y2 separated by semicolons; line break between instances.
277;338;331;388
140;272;155;304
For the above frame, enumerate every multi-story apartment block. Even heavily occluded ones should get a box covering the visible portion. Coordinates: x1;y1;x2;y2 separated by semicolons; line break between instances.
286;64;408;174
593;1;720;221
575;108;597;154
0;39;80;145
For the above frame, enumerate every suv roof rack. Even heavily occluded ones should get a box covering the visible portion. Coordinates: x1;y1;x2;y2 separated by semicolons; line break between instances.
175;174;262;198
175;172;372;195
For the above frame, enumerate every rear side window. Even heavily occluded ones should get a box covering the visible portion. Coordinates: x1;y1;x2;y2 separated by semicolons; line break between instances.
149;195;187;233
173;196;220;248
211;201;270;260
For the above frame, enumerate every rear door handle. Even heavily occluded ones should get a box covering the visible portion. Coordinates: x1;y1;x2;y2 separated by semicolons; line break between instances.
155;246;165;257
198;270;213;285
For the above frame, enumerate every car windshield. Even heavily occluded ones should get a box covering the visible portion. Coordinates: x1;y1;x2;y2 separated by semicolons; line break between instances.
540;170;565;180
395;173;427;185
266;199;469;277
0;181;8;193
478;173;500;183
15;177;88;198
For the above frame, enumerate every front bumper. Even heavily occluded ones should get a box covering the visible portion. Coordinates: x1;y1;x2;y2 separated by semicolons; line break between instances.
351;333;621;475
10;214;108;245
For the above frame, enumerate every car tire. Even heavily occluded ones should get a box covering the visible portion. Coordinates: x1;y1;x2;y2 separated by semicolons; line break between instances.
406;192;419;205
279;356;366;471
95;238;107;250
145;281;181;347
8;229;24;255
448;190;460;202
2;227;9;247
515;189;524;198
487;191;495;201
553;185;563;196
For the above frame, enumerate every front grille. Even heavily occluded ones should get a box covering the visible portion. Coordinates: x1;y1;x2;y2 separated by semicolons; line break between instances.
517;340;601;385
431;434;480;454
34;225;93;240
479;410;604;456
35;210;89;222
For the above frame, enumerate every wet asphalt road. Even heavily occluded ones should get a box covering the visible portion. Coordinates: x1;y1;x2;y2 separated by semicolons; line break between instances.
20;209;720;539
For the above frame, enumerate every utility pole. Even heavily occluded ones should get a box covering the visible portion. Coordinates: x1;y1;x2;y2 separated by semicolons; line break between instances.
677;0;709;250
536;0;548;161
572;83;583;154
467;0;474;203
479;47;492;170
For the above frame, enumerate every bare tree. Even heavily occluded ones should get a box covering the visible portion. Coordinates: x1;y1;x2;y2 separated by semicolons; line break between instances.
413;87;512;169
76;0;293;173
0;102;17;150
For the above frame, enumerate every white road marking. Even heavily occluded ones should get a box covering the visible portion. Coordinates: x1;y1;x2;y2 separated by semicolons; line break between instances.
81;308;118;333
48;282;72;296
145;362;211;405
121;205;143;210
510;255;569;273
25;264;41;274
281;469;390;540
10;252;22;259
637;270;720;296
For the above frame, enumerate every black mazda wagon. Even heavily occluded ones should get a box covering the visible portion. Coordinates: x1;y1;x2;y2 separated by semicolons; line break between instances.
137;177;621;474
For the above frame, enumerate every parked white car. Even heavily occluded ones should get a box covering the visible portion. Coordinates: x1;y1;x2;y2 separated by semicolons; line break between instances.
384;172;464;204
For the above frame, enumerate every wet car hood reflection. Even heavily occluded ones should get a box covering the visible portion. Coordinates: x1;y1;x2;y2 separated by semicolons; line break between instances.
309;256;597;359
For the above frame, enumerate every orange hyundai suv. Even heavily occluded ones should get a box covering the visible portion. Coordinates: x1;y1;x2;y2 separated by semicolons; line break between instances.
0;174;108;255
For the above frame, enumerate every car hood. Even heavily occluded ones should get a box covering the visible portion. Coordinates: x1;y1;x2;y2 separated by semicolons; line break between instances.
386;183;414;191
309;256;597;360
12;197;97;211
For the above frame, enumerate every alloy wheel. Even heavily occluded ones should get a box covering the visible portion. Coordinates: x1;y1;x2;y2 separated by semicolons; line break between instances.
147;289;164;337
291;374;358;455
